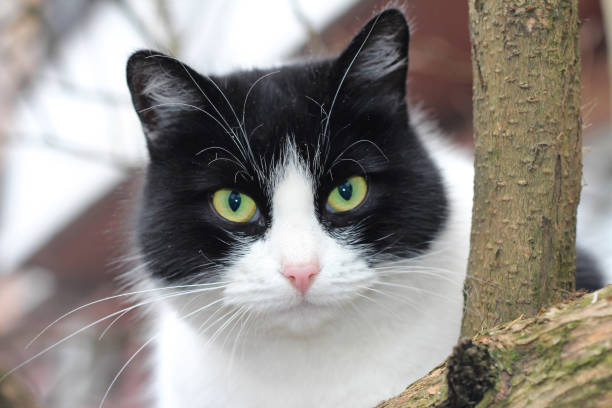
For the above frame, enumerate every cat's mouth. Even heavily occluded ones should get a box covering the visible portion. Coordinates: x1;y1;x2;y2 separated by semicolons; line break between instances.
261;300;340;333
222;289;346;331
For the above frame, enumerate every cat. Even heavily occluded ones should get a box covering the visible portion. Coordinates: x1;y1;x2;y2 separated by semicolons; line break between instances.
125;9;603;408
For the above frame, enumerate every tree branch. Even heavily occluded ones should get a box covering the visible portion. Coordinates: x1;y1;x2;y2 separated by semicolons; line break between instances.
377;285;612;408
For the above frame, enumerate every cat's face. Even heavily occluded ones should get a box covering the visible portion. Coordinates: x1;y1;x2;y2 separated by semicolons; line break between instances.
127;10;447;333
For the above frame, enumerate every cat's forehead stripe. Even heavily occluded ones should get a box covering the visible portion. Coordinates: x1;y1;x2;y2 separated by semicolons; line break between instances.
266;144;323;265
272;161;314;219
271;143;315;220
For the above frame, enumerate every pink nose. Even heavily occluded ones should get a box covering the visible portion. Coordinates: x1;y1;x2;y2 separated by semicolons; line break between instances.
281;262;320;294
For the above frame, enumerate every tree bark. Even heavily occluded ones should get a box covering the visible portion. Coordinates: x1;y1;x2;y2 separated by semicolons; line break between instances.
377;285;612;408
462;0;583;336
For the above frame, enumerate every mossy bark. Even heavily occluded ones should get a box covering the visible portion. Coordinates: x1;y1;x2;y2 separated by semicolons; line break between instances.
377;285;612;408
462;0;583;336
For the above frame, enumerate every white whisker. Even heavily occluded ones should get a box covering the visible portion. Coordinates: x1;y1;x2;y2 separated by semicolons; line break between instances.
322;13;383;154
4;286;227;382
146;53;250;167
98;335;158;408
208;306;244;345
98;293;230;408
378;268;462;287
373;281;453;302
353;287;399;316
98;309;130;341
196;145;249;173
330;139;389;169
330;157;368;177
227;307;252;374
25;281;231;349
139;102;233;139
198;307;235;337
365;284;426;313
241;71;279;127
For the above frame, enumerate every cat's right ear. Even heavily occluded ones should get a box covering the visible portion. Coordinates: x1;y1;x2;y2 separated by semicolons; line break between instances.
126;50;205;158
333;9;409;103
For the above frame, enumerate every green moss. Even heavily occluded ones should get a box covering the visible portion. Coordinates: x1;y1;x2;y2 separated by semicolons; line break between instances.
554;375;612;407
481;318;588;406
492;346;523;373
561;345;612;373
475;387;498;407
579;285;612;307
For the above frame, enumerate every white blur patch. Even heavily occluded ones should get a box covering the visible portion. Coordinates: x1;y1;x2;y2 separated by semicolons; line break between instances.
0;145;123;271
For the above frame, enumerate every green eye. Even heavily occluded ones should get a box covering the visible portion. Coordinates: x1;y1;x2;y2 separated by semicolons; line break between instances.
326;176;368;213
212;189;258;223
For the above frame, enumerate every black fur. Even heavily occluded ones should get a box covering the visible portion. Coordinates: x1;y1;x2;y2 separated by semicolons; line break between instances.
576;247;604;291
126;10;447;283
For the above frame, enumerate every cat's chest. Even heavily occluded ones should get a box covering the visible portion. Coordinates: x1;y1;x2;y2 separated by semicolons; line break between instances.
153;291;463;408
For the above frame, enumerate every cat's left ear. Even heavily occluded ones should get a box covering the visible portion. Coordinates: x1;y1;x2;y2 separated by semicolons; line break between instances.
126;50;214;160
334;9;409;101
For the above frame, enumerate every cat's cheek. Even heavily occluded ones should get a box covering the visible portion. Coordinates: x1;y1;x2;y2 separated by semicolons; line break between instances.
221;239;298;309
311;238;375;292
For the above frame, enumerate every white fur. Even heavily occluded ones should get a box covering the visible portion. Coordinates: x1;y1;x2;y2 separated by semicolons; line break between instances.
149;118;474;408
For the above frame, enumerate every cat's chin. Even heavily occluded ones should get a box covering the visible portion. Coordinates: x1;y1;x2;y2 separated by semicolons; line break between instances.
236;294;356;335
261;302;342;334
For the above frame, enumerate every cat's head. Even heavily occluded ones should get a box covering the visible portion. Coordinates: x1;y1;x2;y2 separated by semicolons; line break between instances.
126;9;448;334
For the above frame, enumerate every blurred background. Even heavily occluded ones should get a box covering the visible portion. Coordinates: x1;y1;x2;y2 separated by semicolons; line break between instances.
0;0;611;407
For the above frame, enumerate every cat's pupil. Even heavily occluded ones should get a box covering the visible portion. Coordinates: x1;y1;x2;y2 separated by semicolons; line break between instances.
338;180;353;201
228;191;242;212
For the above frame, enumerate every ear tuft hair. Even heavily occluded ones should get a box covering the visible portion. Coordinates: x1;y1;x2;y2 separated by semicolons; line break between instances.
126;50;203;142
335;9;410;98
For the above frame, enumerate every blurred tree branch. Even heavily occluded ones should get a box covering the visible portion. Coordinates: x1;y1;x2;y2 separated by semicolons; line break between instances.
290;0;328;55
155;0;180;56
112;0;180;55
112;0;162;49
4;132;139;172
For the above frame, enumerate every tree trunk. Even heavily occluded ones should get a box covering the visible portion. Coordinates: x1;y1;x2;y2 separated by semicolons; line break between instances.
377;285;612;408
462;0;583;336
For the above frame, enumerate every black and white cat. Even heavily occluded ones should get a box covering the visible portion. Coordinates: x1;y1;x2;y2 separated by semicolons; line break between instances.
126;9;603;408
